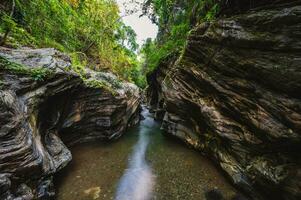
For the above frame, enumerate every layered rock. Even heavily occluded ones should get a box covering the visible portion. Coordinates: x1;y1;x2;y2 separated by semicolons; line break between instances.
147;2;301;200
0;47;140;199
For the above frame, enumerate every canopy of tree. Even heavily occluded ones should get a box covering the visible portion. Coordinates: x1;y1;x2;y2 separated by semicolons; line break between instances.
0;0;146;87
140;0;220;74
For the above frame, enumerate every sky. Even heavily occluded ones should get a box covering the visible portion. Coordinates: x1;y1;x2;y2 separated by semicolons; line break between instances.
116;0;158;47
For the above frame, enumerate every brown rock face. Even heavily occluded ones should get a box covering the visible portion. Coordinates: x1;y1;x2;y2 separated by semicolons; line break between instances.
147;2;301;200
0;47;140;199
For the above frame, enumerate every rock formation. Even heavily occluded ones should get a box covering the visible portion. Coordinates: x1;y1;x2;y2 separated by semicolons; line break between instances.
0;47;140;199
147;1;301;200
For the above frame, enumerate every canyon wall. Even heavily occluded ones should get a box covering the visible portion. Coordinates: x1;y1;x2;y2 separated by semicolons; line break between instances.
0;47;140;199
147;1;301;199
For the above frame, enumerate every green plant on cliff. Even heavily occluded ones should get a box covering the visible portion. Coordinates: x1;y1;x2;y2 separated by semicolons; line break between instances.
0;80;4;89
83;77;121;96
140;0;220;74
0;0;141;86
0;56;52;81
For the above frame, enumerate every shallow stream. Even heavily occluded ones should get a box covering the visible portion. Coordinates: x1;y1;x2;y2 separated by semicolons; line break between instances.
55;107;236;200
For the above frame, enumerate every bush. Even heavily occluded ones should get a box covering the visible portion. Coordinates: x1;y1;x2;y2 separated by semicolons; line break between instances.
140;0;221;76
0;0;141;86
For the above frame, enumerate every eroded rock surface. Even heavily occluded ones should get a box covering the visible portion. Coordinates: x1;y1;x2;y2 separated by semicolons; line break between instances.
0;47;140;199
147;2;301;200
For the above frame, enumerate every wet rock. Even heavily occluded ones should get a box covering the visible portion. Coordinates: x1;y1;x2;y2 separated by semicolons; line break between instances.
37;178;55;199
205;189;224;200
0;47;140;199
0;174;12;199
147;2;301;200
232;194;249;200
16;184;34;200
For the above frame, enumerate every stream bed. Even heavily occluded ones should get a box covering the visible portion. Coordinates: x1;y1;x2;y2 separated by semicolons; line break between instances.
55;107;237;200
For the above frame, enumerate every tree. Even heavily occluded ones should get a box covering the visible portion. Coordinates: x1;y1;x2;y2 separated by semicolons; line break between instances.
0;0;143;85
0;0;15;45
139;0;221;76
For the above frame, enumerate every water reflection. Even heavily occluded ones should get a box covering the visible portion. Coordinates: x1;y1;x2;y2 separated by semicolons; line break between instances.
115;108;155;200
56;107;237;200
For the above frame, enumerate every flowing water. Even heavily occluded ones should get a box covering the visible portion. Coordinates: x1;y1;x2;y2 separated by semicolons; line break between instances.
56;107;237;200
115;108;155;200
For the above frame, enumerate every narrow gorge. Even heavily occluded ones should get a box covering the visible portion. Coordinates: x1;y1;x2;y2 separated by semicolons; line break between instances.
0;0;301;200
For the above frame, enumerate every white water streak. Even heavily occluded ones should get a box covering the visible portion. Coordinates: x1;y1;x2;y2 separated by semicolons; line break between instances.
115;108;155;200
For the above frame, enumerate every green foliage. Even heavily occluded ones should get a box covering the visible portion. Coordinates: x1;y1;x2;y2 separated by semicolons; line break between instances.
30;68;52;81
69;52;87;75
83;79;118;96
0;0;141;86
1;14;16;34
140;36;184;74
141;0;221;75
0;56;52;81
130;66;147;89
204;3;220;21
0;80;4;89
0;0;221;89
96;73;122;89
